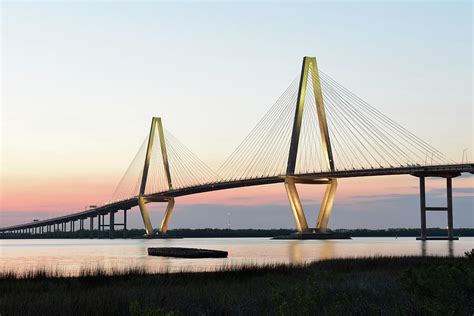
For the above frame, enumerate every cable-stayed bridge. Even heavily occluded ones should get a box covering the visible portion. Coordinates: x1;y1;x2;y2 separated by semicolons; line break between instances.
1;57;472;240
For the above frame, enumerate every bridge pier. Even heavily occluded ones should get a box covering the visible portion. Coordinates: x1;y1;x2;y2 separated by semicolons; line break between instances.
138;197;154;236
123;209;127;238
90;216;94;238
447;177;454;240
159;199;175;234
415;173;459;240
316;179;338;233
98;214;102;238
284;177;309;232
109;211;115;239
283;177;339;235
419;177;427;239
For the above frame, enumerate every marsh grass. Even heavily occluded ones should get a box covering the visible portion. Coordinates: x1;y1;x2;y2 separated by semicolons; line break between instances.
1;255;473;315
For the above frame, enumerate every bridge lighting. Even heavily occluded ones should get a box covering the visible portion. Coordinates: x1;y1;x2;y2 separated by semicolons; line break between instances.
0;56;471;240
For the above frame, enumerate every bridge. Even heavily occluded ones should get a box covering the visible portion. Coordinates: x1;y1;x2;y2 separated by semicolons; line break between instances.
1;57;472;240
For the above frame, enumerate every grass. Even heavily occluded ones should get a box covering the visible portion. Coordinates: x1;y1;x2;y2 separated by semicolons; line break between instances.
1;254;473;315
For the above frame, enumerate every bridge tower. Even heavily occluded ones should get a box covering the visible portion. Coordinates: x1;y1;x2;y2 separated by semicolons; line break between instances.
138;117;176;236
285;56;338;234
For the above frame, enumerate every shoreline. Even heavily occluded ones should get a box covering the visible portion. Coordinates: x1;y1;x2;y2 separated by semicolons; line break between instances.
1;227;473;239
1;255;472;315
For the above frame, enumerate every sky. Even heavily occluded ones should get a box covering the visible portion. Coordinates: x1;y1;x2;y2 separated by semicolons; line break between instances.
1;1;473;229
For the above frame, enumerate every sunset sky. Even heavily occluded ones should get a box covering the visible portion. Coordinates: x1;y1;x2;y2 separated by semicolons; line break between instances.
1;1;472;229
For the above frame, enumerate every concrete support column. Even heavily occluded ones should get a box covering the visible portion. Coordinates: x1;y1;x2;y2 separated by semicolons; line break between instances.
109;211;115;239
316;179;338;233
123;209;127;238
90;216;94;239
138;197;154;236
419;176;426;240
98;215;102;238
447;177;453;240
284;177;309;232
159;199;175;234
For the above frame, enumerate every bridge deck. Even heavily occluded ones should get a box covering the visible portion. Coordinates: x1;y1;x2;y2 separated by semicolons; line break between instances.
1;163;472;232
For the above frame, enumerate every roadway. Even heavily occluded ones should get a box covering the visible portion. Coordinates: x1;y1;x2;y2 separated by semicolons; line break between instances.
1;163;472;232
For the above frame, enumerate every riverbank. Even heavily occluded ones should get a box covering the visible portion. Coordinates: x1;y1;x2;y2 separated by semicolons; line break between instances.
1;255;473;315
2;227;473;239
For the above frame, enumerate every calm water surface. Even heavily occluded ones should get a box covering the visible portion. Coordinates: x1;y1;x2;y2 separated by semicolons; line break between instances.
1;237;472;276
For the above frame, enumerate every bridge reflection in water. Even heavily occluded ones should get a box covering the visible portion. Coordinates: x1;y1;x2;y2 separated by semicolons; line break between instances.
1;56;472;240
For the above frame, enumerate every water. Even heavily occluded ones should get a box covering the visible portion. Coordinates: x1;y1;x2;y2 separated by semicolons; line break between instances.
1;237;472;276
